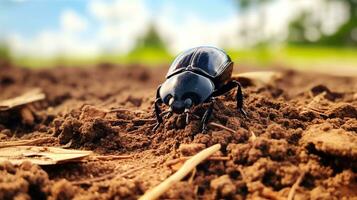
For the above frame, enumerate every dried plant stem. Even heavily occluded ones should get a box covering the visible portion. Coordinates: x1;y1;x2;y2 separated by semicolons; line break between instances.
0;137;56;148
261;188;285;200
188;168;196;184
209;122;236;133
139;144;221;200
0;89;45;111
133;118;156;123
249;130;257;141
73;165;145;185
287;172;305;200
109;118;156;124
166;156;230;167
85;155;132;161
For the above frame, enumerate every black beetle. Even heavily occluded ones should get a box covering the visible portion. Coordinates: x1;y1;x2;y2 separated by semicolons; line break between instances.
153;46;247;132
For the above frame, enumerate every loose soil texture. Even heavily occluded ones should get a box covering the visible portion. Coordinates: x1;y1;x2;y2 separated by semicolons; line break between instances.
0;64;356;200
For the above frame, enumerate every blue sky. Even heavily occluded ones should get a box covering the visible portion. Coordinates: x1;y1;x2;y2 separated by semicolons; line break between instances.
0;0;237;39
0;1;84;37
0;0;346;57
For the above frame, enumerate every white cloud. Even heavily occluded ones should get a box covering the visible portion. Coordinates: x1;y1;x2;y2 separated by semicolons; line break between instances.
155;4;242;53
61;9;88;33
154;0;350;53
8;31;101;58
8;0;152;58
260;0;349;41
89;0;150;53
8;9;99;58
5;0;350;58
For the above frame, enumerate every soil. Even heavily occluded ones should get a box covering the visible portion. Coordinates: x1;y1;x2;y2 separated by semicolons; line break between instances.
0;63;356;200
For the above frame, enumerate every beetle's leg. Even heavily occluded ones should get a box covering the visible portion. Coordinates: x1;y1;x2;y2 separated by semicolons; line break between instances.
165;110;173;118
160;110;172;118
153;86;163;131
213;80;247;118
236;81;247;118
201;98;215;133
153;98;163;131
212;81;236;96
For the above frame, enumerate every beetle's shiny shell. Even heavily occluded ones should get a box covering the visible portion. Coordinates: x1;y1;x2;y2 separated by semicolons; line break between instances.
166;46;233;88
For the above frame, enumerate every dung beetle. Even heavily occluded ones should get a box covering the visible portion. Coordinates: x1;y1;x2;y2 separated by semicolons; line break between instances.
153;46;247;132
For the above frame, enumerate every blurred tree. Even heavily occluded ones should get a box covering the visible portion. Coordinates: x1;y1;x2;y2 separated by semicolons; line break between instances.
234;0;274;46
287;15;305;44
288;0;357;47
236;0;275;14
318;0;357;46
0;43;10;63
287;11;315;44
133;25;167;51
128;24;170;63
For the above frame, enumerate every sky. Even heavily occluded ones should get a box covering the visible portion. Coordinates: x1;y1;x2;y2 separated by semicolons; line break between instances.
0;0;349;58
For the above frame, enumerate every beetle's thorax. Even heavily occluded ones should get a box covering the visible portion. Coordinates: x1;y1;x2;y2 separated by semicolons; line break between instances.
159;71;214;114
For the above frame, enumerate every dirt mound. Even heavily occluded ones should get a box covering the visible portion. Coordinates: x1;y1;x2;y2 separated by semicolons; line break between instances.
0;161;77;200
0;65;356;199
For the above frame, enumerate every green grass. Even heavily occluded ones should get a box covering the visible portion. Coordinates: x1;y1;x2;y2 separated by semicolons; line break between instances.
9;45;357;72
12;47;173;68
227;45;357;75
98;47;173;66
13;56;99;68
228;45;357;64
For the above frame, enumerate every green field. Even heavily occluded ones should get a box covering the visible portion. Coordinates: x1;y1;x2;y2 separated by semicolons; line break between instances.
8;45;357;75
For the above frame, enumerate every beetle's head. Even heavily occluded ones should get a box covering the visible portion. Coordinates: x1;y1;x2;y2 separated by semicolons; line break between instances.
167;96;192;114
159;71;214;114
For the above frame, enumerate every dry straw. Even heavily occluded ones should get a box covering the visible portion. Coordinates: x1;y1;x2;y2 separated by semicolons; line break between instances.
139;144;221;200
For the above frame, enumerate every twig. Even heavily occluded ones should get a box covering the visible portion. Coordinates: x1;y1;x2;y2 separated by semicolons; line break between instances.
133;118;156;123
261;188;285;200
72;166;120;185
139;144;221;200
108;119;130;122
188;168;196;184
0;137;56;148
113;165;145;179
72;165;145;185
166;156;230;167
209;122;236;133
85;155;132;161
249;130;257;141
287;172;305;200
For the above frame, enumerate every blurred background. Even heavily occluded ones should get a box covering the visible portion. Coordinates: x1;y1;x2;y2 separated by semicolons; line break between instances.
0;0;356;75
